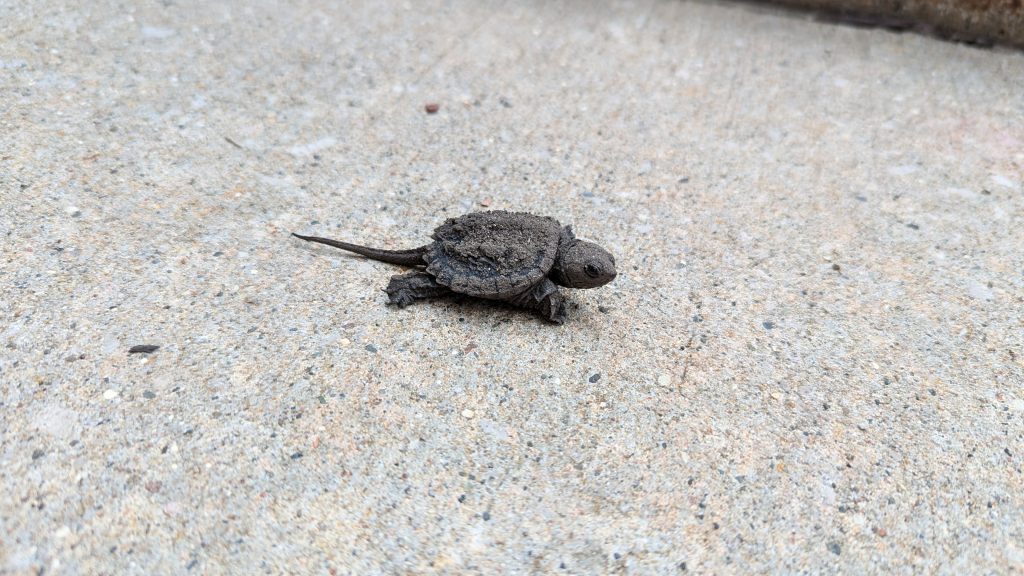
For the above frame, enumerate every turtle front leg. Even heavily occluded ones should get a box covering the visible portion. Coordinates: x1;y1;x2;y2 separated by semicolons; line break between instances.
386;272;451;308
509;278;567;325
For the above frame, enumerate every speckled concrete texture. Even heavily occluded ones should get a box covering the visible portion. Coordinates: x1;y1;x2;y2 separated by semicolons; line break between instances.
2;0;1023;574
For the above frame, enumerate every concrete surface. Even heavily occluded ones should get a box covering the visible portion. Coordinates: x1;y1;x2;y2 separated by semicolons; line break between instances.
2;0;1023;574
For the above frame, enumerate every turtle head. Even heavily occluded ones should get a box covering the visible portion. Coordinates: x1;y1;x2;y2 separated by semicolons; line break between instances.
552;227;617;289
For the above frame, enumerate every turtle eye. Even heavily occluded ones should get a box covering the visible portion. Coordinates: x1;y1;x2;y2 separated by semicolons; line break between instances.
584;264;600;278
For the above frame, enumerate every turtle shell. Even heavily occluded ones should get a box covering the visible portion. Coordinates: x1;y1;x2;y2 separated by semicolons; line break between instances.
425;211;562;299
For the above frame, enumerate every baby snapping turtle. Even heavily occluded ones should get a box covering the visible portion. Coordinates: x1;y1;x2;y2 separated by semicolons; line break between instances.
292;210;616;324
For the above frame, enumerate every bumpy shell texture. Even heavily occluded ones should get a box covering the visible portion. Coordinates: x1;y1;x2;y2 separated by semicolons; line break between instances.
425;211;561;299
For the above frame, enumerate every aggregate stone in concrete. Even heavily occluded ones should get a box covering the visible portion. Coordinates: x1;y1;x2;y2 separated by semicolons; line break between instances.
2;0;1023;574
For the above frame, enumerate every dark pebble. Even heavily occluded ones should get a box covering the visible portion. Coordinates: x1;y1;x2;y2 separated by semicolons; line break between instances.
831;263;841;272
598;305;609;313
142;391;157;399
827;541;841;555
679;562;687;571
290;451;303;460
482;511;491;521
588;373;601;383
424;103;440;114
365;344;377;353
906;223;919;230
762;321;775;330
213;251;223;257
31;449;45;460
128;344;160;354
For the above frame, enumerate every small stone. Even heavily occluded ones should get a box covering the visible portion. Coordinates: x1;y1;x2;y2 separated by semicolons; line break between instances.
482;511;491;521
658;374;672;387
598;305;609;313
424;103;440;114
142;391;157;399
827;541;841;555
102;389;118;400
145;481;163;493
290;451;303;460
54;526;72;539
31;448;45;460
128;344;159;354
762;321;775;330
461;409;475;419
65;206;81;217
589;373;601;383
364;344;377;353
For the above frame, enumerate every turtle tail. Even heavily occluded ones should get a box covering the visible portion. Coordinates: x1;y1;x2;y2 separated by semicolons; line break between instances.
292;233;427;266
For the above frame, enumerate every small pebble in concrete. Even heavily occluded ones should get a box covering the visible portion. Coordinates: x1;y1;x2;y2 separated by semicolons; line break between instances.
589;373;601;383
128;344;160;354
827;541;841;555
102;389;118;400
424;103;439;114
461;409;475;419
365;344;377;353
762;321;775;330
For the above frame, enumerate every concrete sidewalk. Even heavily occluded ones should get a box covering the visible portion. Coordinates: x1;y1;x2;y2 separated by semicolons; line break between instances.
2;0;1022;573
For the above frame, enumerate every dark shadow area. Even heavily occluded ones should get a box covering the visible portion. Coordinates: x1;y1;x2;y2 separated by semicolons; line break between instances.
700;0;1023;49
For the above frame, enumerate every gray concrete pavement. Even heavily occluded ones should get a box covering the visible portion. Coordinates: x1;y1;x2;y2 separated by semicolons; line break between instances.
2;0;1023;574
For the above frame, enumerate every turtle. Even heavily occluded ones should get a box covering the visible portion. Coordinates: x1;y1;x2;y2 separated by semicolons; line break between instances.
292;210;617;324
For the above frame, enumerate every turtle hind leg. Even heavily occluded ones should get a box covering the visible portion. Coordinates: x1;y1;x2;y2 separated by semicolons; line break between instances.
509;279;567;325
386;272;451;308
